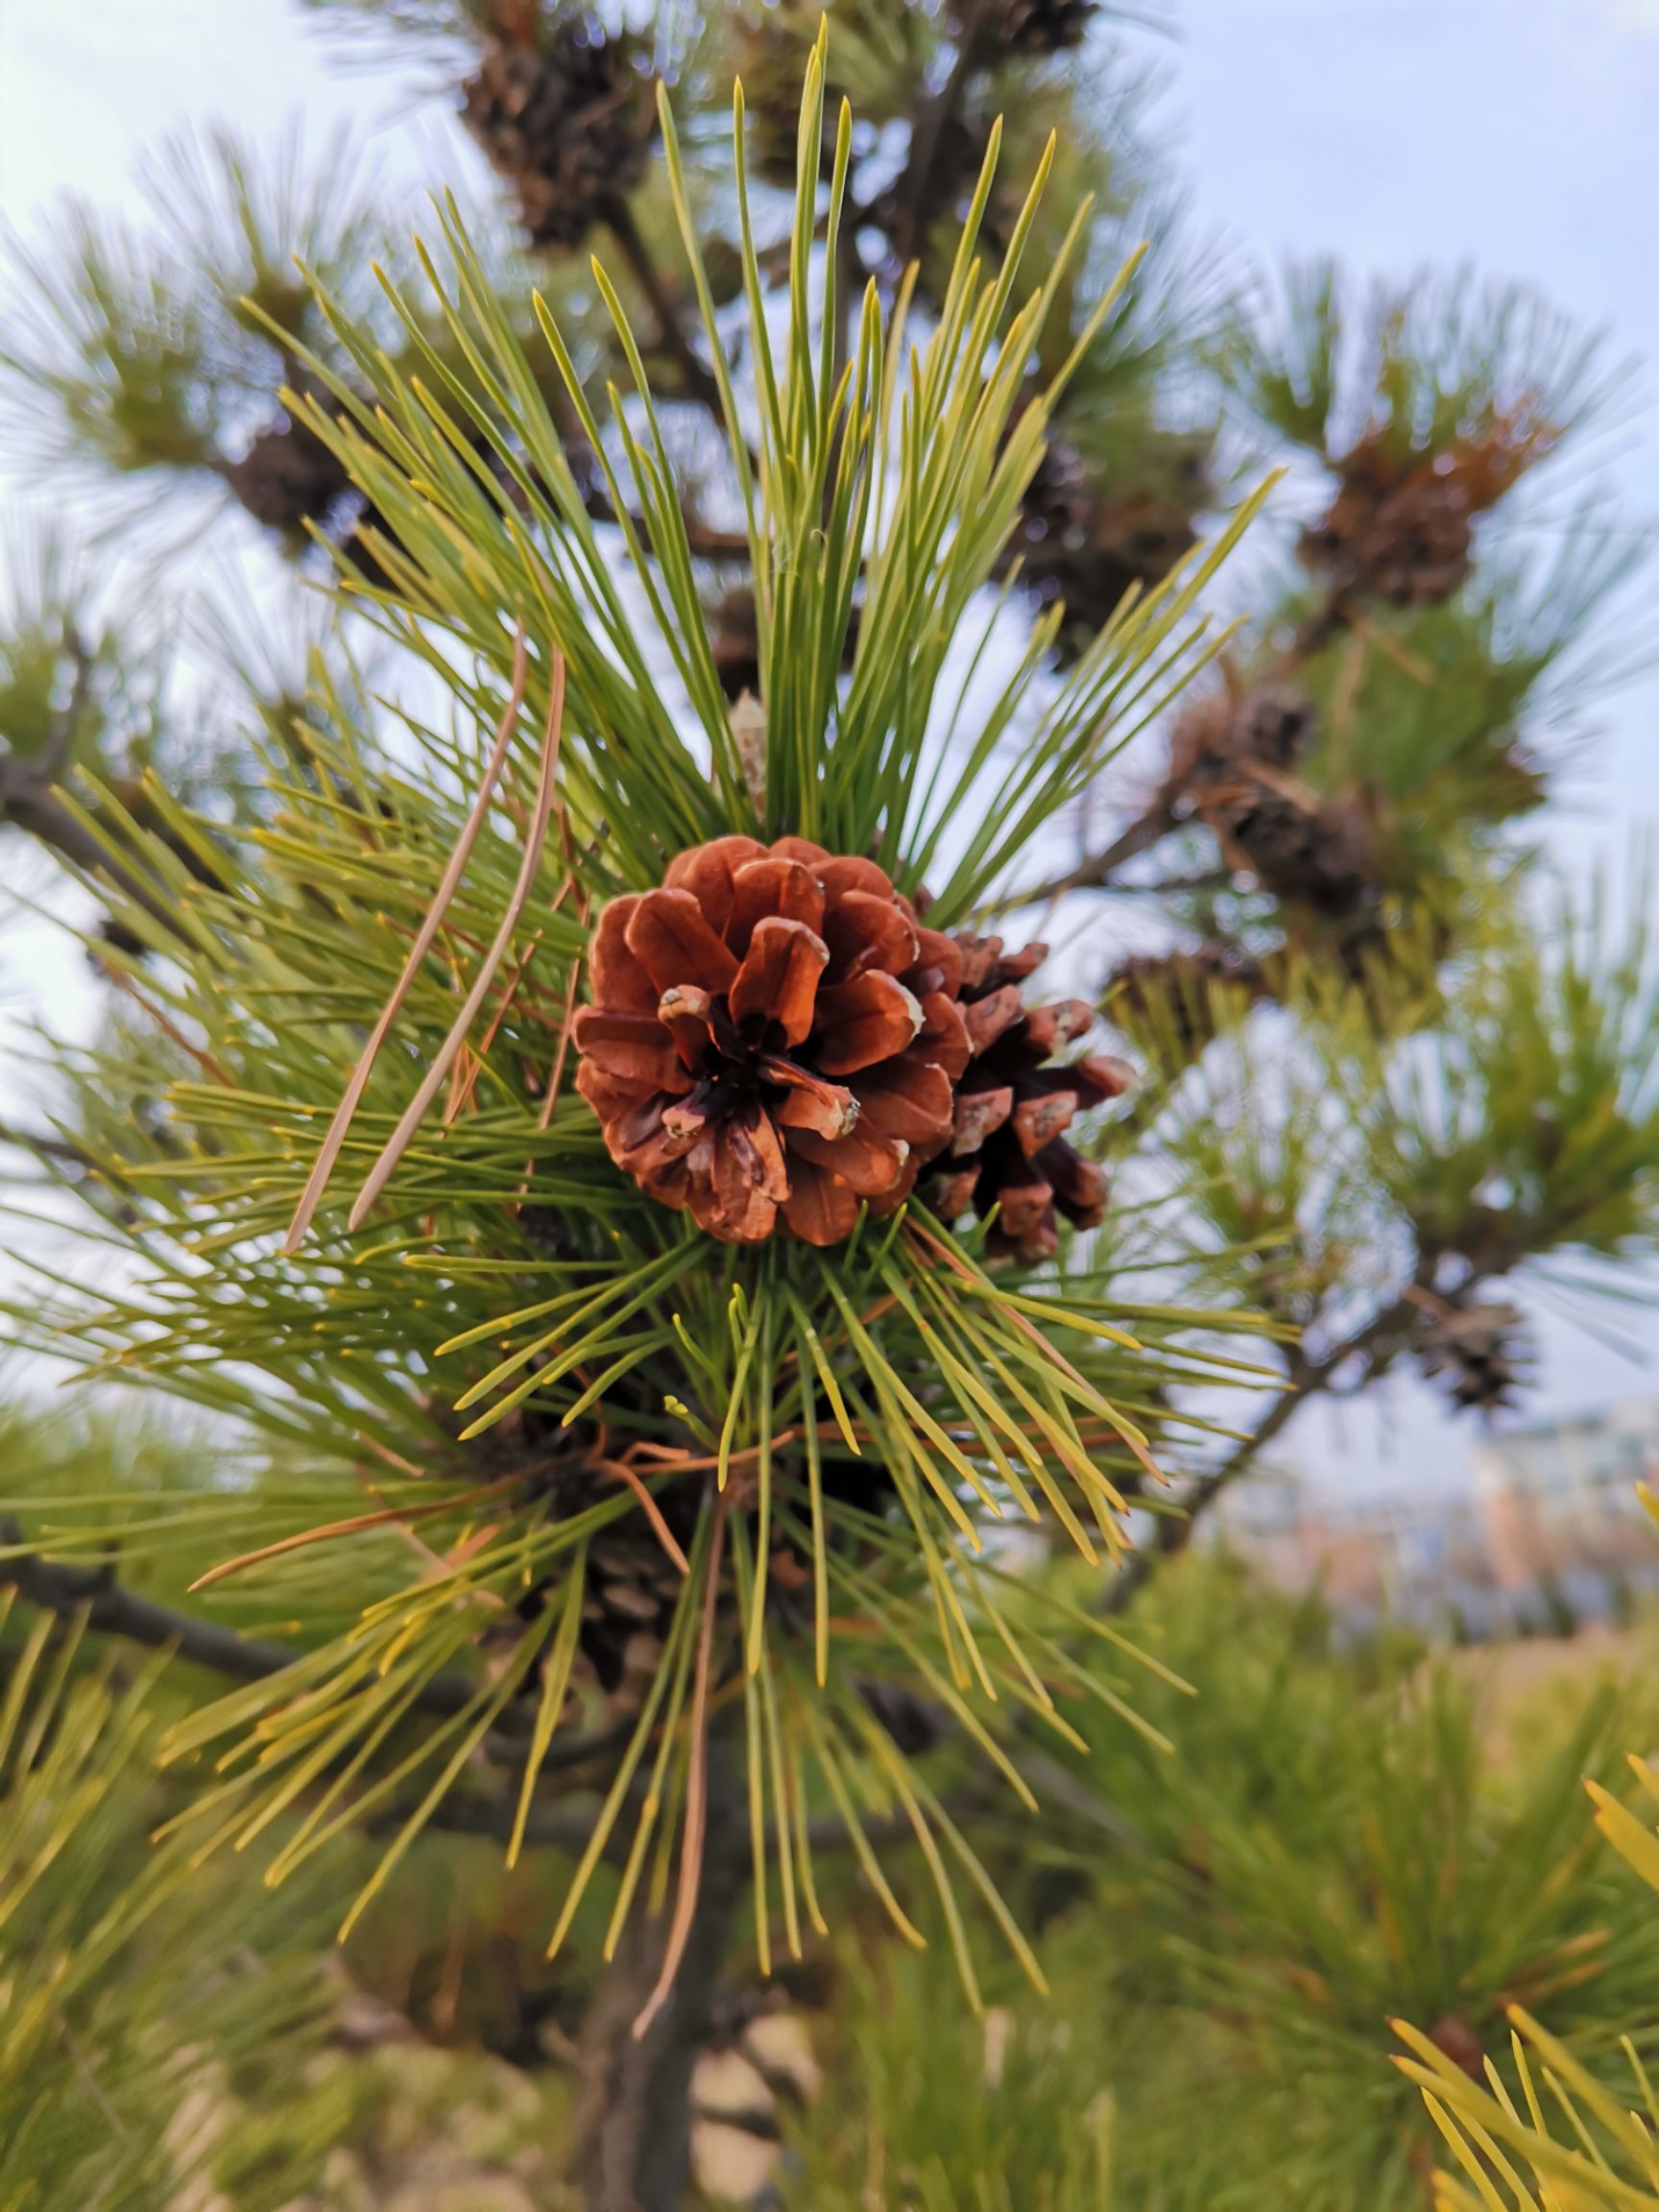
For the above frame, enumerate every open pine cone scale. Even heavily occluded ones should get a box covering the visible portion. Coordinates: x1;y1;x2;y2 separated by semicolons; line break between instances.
574;836;969;1245
926;933;1131;1263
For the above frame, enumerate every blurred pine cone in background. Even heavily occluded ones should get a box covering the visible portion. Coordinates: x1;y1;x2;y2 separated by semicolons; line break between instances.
462;9;657;249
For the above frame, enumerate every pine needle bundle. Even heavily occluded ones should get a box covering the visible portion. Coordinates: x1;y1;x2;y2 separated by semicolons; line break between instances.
2;38;1274;2017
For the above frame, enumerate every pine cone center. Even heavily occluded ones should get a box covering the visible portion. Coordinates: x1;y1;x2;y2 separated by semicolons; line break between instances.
575;841;1130;1259
573;836;971;1245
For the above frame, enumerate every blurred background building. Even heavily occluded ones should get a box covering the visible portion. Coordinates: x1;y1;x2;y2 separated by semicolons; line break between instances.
1219;1396;1659;1636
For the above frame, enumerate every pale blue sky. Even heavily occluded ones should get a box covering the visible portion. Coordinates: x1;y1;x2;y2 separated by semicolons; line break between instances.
1;0;1655;1494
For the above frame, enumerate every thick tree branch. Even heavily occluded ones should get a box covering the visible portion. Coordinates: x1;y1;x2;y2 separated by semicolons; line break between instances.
0;1531;321;1685
885;4;988;274
571;1719;747;2212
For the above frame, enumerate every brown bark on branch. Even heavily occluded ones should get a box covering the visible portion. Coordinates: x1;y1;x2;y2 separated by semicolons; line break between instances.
0;1526;621;1760
571;1721;749;2212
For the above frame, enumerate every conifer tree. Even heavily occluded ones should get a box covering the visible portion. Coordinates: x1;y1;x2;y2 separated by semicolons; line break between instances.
1;7;1655;2208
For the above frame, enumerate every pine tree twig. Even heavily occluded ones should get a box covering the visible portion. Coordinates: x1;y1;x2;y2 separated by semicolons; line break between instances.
423;1776;924;1858
1101;1288;1425;1615
0;1118;94;1170
679;518;754;561
599;192;726;425
576;483;749;561
0;1525;627;1763
1003;797;1180;909
1133;867;1237;900
1014;1751;1142;1845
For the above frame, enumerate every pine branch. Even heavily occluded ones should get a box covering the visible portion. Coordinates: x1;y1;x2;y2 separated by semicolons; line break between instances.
1005;794;1179;908
400;1786;614;1853
0;1527;613;1759
0;1119;94;1170
0;754;226;943
600;193;726;426
0;1529;316;1686
1102;1288;1424;1615
884;3;989;274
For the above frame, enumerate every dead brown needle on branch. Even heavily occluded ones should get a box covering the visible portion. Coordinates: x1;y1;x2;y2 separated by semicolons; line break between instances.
348;649;568;1232
283;627;529;1253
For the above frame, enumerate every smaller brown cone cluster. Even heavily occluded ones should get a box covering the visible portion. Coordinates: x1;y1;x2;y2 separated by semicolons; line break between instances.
955;0;1098;55
1002;435;1204;655
462;14;657;250
1107;945;1268;1058
221;411;400;586
574;837;969;1245
575;1529;686;1708
925;937;1129;1263
1414;1296;1533;1415
1300;411;1554;610
474;1415;720;1719
222;415;354;541
1166;685;1384;950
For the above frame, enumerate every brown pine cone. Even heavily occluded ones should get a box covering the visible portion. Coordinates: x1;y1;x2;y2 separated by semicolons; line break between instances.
574;836;970;1245
1415;1297;1532;1415
1166;686;1382;935
1108;945;1267;1057
462;15;657;251
1002;438;1203;655
1300;412;1551;611
954;0;1097;56
924;936;1129;1264
1166;684;1317;793
1300;441;1476;608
